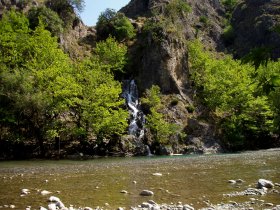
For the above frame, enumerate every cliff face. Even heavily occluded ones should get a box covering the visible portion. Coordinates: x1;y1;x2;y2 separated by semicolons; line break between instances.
122;0;225;95
231;0;280;59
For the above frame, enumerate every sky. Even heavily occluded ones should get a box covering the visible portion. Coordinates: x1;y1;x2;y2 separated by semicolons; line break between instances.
80;0;131;26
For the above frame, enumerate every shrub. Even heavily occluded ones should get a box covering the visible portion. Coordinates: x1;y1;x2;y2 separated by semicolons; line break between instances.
186;105;195;113
170;98;179;106
199;16;209;25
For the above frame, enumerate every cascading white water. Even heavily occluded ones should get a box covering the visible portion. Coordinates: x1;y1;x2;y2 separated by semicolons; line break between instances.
122;80;145;139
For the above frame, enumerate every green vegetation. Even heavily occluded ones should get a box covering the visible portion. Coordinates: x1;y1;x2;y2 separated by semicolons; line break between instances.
199;16;209;25
188;40;280;150
45;0;79;28
141;86;184;145
96;9;136;41
28;6;64;37
163;0;191;21
222;24;235;45
0;10;128;157
143;0;191;42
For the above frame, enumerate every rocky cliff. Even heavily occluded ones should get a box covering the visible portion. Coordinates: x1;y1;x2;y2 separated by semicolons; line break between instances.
231;0;280;59
122;0;225;95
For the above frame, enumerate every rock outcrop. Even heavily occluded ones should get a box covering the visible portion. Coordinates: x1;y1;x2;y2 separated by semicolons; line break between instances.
122;0;225;94
231;0;280;59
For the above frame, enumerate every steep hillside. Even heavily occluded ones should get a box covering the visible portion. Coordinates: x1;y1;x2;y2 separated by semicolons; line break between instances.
230;0;280;59
0;0;96;59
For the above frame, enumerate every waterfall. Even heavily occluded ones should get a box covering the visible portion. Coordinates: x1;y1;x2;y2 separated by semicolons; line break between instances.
122;80;145;139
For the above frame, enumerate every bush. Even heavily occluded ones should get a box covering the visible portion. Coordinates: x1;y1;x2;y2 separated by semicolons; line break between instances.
199;16;209;25
96;8;135;41
170;98;179;106
186;105;195;113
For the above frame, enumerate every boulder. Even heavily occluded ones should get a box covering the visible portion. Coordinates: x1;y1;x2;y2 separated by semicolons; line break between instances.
140;190;154;196
257;179;274;189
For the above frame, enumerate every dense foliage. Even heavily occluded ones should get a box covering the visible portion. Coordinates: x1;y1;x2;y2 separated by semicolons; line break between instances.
96;9;136;42
141;86;183;146
0;11;128;158
28;6;64;37
188;40;280;150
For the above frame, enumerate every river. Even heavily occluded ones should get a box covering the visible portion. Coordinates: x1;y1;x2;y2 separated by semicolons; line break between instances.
0;149;279;209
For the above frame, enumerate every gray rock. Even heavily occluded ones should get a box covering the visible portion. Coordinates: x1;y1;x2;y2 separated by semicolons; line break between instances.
141;202;153;208
258;179;274;189
140;190;154;196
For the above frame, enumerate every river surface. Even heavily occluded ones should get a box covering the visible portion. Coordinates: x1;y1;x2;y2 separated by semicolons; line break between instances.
0;149;279;209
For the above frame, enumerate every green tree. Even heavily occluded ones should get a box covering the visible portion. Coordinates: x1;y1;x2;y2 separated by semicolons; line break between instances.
96;8;135;41
93;36;128;72
141;86;181;145
0;11;74;156
28;6;64;37
188;40;276;149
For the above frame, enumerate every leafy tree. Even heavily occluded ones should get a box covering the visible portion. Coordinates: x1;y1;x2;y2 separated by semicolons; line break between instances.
188;40;277;149
0;11;73;156
96;8;135;41
45;0;79;28
141;86;182;145
93;36;128;72
28;6;64;37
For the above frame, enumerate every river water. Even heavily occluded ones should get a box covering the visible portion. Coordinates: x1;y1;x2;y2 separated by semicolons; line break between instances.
0;149;279;209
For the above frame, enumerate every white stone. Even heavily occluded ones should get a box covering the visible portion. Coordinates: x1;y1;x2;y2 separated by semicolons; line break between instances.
40;190;51;195
228;180;236;184
152;173;163;176
9;205;15;208
120;190;128;194
21;189;30;195
39;207;48;210
84;207;93;210
48;196;60;202
48;203;56;210
183;204;195;210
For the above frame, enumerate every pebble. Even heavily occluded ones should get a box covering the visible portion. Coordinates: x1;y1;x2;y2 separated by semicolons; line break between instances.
9;205;15;209
152;173;162;176
40;190;51;195
140;190;154;196
264;203;274;207
120;190;128;194
133;181;137;184
228;180;236;184
21;189;30;195
84;207;93;210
